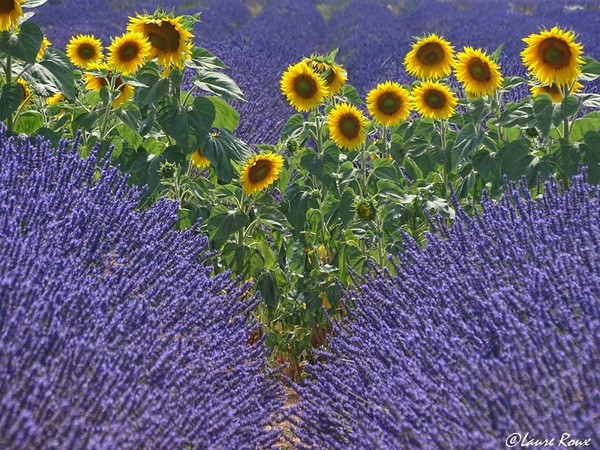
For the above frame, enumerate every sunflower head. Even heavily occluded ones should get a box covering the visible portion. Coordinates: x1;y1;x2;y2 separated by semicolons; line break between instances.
404;34;455;80
327;102;368;151
16;79;32;105
84;63;134;107
366;81;412;126
0;0;23;32
354;197;377;221
128;12;194;69
455;46;503;97
303;56;347;96
47;92;64;106
66;34;104;69
411;81;457;120
521;26;584;87
240;153;284;196
281;62;329;112
107;32;152;75
37;36;51;61
191;148;210;170
531;80;583;103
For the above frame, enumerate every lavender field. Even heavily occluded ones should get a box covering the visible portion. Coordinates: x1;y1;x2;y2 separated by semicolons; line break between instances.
1;0;599;448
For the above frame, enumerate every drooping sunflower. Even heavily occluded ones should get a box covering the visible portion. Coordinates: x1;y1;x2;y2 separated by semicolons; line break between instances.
47;92;64;106
411;81;457;120
37;36;51;61
0;0;23;32
366;81;412;126
281;62;328;112
127;14;194;69
84;64;134;107
240;153;284;196
303;58;347;96
107;32;151;75
327;102;368;151
404;34;455;80
530;81;584;103
66;35;103;69
191;148;210;170
16;79;32;105
521;26;584;87
454;47;503;97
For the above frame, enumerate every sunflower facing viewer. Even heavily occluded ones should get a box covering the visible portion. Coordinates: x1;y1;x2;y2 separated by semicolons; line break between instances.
328;103;368;151
107;32;152;75
240;153;284;196
0;0;23;31
454;47;503;97
366;81;412;126
281;62;328;112
411;82;457;120
405;34;455;80
128;13;194;69
521;26;584;87
66;35;104;69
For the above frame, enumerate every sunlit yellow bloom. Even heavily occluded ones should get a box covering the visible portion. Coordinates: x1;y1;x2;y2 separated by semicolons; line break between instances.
0;0;23;32
521;26;584;87
404;34;455;80
454;47;503;97
240;153;284;196
47;92;64;106
66;35;103;69
531;81;583;103
37;36;51;60
366;81;412;126
128;14;194;69
327;102;367;151
84;64;134;107
411;82;457;120
107;32;151;75
191;148;210;170
281;62;328;112
303;58;347;96
16;79;32;105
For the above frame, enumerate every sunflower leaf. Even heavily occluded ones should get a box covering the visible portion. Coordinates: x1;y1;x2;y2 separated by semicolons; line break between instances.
21;0;49;7
192;70;246;102
0;83;23;121
532;93;555;137
206;96;239;131
451;123;485;169
26;48;76;100
0;21;43;64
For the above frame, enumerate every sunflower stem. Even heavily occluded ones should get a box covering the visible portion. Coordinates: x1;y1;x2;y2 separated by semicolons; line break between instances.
99;74;117;141
360;142;368;195
382;124;388;158
440;119;449;187
6;55;13;132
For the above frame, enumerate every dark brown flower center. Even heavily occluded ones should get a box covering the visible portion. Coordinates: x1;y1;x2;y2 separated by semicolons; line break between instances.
468;59;491;82
119;43;140;62
377;92;401;115
77;44;96;60
424;90;446;109
144;22;180;52
416;42;444;66
248;160;273;183
0;0;15;14
339;114;360;139
539;37;571;69
295;75;317;99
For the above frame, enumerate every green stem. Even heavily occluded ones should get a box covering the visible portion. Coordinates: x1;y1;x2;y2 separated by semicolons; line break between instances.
6;55;13;132
315;111;324;155
382;124;388;158
99;74;117;141
440;119;449;187
360;142;368;195
182;85;199;106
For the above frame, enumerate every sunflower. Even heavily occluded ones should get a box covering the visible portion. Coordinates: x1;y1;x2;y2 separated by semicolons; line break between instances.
191;148;210;170
37;36;51;61
127;14;194;69
107;32;151;75
327;102;368;151
404;34;455;80
240;153;284;196
454;47;503;97
66;35;103;69
47;92;64;106
411;81;457;120
531;81;583;103
16;79;32;105
303;58;347;96
366;81;412;126
0;0;23;32
521;26;584;87
281;62;328;112
84;64;134;107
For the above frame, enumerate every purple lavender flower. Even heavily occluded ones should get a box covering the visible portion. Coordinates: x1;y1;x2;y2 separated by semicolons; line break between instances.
0;131;282;449
293;173;600;448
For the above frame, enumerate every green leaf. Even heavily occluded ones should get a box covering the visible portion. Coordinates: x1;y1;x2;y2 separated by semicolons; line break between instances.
499;139;534;180
207;96;239;131
497;98;535;128
206;204;249;248
0;21;43;63
554;94;579;121
533;93;554;137
371;158;399;181
0;83;23;121
192;70;246;102
184;47;227;71
579;56;600;82
15;111;43;134
200;129;252;183
134;64;170;107
552;138;581;178
21;0;49;7
222;243;265;278
450;123;485;169
580;131;600;183
146;146;187;195
188;97;216;150
116;123;143;148
338;84;363;104
27;48;76;100
568;112;600;142
156;97;189;151
281;114;305;141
